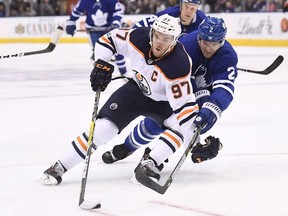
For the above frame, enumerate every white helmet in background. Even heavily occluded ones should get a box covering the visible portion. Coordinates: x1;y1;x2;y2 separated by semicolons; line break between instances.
150;14;182;47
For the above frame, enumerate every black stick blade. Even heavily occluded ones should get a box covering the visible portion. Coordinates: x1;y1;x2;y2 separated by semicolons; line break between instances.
262;55;284;75
238;55;284;75
134;164;169;195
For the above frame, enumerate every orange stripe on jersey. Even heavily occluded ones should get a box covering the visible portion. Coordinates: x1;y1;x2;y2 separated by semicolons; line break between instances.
176;105;199;121
129;40;145;58
77;136;87;151
163;131;181;148
154;64;191;82
100;35;111;45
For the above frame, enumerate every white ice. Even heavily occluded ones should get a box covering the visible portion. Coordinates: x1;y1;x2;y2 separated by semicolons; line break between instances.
0;43;287;216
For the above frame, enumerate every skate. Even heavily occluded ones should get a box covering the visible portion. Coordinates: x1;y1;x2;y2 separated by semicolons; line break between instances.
134;148;163;181
102;143;132;164
40;161;66;185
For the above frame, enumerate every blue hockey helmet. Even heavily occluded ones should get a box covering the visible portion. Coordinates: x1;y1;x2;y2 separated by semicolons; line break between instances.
180;0;201;5
198;17;227;43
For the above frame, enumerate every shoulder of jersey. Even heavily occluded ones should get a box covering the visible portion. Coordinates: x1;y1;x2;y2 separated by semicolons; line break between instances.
157;43;191;80
179;31;198;48
129;27;151;50
196;10;207;19
219;41;238;61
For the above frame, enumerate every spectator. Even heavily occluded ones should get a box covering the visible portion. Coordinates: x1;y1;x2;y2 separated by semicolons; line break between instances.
39;0;55;16
253;0;266;11
155;1;166;13
284;0;288;12
225;0;235;12
0;2;5;17
10;0;25;16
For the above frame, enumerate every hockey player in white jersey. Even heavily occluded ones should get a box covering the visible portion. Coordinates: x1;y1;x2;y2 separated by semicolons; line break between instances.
41;14;199;185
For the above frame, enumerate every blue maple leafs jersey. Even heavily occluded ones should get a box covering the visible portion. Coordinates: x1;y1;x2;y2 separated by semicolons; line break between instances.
134;6;207;38
179;31;238;111
69;0;123;28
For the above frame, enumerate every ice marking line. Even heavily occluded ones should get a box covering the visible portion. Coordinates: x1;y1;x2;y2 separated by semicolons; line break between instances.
150;201;224;216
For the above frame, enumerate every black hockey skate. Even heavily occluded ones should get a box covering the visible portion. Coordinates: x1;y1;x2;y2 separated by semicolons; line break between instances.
102;143;132;164
41;161;66;185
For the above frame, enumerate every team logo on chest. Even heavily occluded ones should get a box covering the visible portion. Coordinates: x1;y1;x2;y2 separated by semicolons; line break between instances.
195;64;209;88
133;70;152;96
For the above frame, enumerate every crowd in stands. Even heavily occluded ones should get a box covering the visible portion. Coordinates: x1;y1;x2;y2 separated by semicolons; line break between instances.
0;0;286;17
0;0;66;17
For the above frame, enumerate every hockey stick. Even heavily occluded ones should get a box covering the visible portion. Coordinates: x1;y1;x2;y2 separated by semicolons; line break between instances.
79;89;102;210
0;26;63;59
76;26;112;33
237;55;284;75
135;127;201;194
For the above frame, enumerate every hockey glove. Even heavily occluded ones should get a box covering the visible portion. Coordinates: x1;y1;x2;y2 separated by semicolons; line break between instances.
110;21;121;29
195;89;210;108
90;59;114;92
194;102;221;134
191;136;222;163
65;20;76;36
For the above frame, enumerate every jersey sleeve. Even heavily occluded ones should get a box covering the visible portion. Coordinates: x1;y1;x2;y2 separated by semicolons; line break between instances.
210;53;238;111
69;0;86;21
167;74;198;124
111;1;124;26
94;28;133;61
133;15;158;28
163;71;199;149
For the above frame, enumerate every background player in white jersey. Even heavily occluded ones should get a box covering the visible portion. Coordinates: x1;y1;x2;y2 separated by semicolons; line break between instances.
41;14;199;185
66;0;127;75
102;17;237;169
134;0;206;37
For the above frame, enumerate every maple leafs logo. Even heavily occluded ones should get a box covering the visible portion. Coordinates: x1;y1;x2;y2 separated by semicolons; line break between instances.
91;10;108;26
195;65;208;88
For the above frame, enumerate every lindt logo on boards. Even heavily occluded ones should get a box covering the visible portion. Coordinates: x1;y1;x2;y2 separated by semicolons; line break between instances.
237;16;272;35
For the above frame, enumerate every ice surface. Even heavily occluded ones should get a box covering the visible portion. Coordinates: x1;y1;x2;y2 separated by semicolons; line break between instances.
0;43;287;216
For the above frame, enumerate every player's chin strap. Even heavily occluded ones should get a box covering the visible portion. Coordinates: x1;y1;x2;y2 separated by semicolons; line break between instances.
135;126;202;195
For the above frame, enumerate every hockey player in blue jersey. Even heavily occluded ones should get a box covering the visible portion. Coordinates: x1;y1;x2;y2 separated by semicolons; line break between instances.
66;0;127;75
102;17;237;168
41;14;200;185
134;0;206;37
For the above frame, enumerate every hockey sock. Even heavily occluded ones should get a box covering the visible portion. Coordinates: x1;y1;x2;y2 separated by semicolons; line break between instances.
59;132;94;170
149;129;183;165
124;118;164;151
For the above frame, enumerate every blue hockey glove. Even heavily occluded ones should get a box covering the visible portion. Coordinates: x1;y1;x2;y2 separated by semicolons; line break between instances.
191;136;223;163
90;59;114;92
65;20;76;36
195;89;210;107
194;102;221;134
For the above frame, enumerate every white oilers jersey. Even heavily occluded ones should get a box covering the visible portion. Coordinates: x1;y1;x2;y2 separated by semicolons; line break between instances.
95;27;199;140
